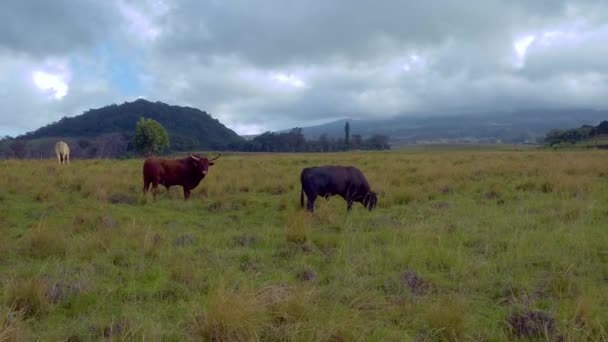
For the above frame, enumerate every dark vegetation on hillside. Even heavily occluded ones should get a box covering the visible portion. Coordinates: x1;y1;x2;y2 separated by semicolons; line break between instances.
20;99;245;150
544;120;608;147
0;99;245;159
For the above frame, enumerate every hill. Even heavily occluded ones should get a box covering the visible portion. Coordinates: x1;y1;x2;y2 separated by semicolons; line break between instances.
544;120;608;148
14;99;244;154
287;109;608;146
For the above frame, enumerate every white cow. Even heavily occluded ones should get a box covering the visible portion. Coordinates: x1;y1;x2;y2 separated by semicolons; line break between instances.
55;141;70;164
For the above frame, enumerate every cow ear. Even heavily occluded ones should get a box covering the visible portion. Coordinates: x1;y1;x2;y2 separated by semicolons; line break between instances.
209;162;215;166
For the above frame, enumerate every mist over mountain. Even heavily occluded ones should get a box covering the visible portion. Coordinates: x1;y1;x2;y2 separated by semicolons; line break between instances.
284;109;608;145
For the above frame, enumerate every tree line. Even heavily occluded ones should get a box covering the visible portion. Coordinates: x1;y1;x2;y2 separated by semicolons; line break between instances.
544;120;608;146
227;127;390;152
0;119;389;159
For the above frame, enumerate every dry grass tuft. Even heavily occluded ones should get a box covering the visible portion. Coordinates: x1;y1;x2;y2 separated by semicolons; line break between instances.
188;285;269;341
25;227;64;259
142;231;163;259
168;256;207;291
3;277;50;318
284;212;312;244
0;307;31;342
423;296;468;341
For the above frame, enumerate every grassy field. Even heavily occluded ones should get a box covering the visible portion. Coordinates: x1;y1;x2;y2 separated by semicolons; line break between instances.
1;149;607;341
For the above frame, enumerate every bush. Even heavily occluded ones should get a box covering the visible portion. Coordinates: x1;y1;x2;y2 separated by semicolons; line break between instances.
133;117;170;156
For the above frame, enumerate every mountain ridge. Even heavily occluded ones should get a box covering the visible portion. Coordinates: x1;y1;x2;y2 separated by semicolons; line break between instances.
280;109;608;145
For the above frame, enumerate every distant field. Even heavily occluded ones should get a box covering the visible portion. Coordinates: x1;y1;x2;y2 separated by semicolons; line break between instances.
1;150;607;340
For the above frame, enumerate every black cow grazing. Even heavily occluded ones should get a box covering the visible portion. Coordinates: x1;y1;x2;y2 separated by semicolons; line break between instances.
300;165;378;212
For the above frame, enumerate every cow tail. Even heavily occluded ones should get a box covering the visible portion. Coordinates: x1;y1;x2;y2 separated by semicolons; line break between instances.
300;187;304;208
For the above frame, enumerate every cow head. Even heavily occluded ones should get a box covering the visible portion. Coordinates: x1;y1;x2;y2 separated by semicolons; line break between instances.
189;153;221;176
363;191;378;210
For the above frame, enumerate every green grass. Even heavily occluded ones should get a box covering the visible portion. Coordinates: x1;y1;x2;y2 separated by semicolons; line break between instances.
0;150;607;340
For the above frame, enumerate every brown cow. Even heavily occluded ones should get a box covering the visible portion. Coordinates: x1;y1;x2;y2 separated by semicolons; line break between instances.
143;153;220;199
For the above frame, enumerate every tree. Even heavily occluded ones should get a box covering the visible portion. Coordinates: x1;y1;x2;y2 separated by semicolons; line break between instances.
351;134;363;150
9;140;27;158
344;121;350;150
133;117;170;156
287;128;306;152
364;135;390;150
319;133;329;152
543;129;565;145
593;121;608;135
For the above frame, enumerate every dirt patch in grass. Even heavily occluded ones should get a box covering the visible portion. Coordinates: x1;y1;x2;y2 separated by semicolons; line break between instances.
99;215;118;229
300;243;314;254
431;202;450;210
297;268;317;282
206;200;226;213
107;192;137;205
507;310;555;338
383;270;433;299
45;279;85;304
445;224;457;233
174;234;196;247
239;255;260;273
91;318;130;339
401;271;430;296
483;189;499;199
234;235;256;247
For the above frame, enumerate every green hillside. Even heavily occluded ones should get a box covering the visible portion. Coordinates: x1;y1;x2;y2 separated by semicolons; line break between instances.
19;99;244;151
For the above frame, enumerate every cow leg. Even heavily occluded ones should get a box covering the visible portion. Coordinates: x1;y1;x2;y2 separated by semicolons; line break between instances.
151;180;160;199
66;154;69;164
347;200;353;211
306;193;317;212
183;188;191;200
143;179;150;195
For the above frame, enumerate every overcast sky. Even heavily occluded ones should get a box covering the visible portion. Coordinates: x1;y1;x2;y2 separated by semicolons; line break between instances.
1;0;607;136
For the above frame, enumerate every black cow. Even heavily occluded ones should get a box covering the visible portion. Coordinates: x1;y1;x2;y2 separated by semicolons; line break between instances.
300;165;377;212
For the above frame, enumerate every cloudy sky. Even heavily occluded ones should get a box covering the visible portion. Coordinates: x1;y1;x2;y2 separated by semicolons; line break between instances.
1;0;607;136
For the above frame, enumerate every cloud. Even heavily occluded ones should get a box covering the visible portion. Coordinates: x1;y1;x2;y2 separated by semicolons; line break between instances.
0;0;119;57
1;0;608;136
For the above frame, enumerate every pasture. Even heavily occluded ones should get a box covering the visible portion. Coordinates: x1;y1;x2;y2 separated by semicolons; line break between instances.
0;149;607;341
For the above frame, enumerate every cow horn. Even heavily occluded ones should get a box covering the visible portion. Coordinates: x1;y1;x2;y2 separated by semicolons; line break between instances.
189;153;200;161
209;153;221;162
